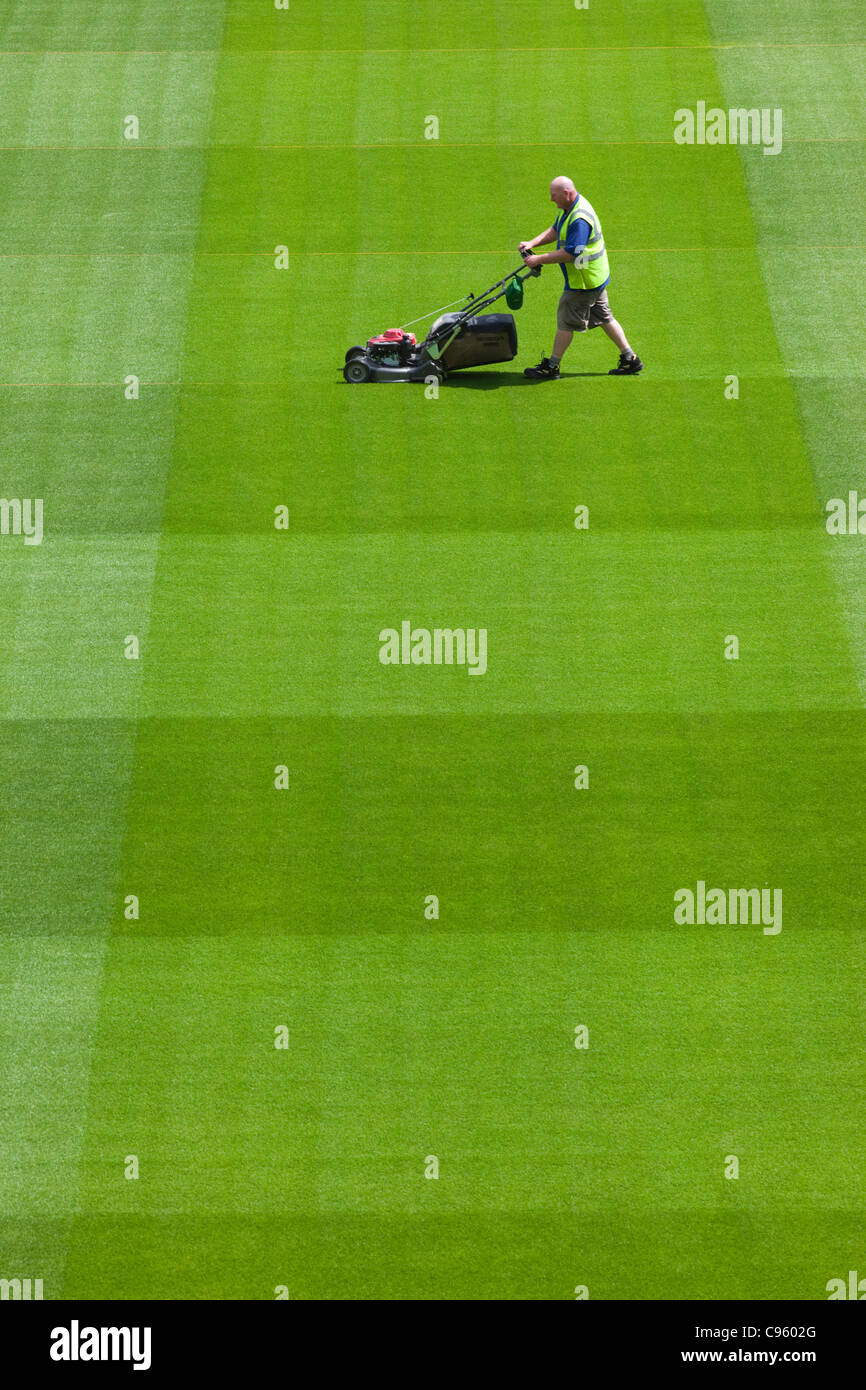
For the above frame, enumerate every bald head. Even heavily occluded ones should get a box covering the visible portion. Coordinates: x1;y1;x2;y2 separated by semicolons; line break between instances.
550;176;577;210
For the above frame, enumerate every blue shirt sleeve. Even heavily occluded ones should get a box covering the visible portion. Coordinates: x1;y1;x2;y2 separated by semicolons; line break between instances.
564;217;591;258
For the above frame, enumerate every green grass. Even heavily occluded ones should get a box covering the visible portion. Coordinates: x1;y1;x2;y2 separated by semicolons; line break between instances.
0;0;864;1300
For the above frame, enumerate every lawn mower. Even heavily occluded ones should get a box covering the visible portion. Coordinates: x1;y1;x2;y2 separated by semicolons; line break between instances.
343;251;541;383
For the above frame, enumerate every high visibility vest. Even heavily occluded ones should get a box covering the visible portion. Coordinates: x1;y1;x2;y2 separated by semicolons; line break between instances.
556;194;610;290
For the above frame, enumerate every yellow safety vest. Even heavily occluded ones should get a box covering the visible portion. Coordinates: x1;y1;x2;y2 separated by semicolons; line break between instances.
556;194;610;291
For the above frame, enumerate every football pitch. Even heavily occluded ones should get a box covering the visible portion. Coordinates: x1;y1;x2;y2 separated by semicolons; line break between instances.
1;0;864;1302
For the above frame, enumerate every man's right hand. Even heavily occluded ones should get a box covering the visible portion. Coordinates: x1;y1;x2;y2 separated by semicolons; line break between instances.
518;241;532;254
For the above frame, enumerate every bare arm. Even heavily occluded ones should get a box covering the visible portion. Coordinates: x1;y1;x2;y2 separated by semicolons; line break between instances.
518;226;557;252
525;248;572;266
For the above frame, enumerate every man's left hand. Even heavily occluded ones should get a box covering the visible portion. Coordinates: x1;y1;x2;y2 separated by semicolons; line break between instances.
523;254;542;269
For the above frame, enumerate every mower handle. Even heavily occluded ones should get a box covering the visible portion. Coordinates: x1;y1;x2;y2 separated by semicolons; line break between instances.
457;261;540;319
401;259;536;335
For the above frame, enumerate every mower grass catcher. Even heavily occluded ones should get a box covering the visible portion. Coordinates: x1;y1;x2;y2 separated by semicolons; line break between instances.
343;254;540;383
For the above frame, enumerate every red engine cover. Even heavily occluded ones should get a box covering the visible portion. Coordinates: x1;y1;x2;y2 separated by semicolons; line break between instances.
367;329;416;346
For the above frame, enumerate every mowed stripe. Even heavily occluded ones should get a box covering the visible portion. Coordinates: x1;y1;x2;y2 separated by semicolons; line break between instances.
0;5;226;1299
702;0;866;1289
1;530;847;721
704;26;866;713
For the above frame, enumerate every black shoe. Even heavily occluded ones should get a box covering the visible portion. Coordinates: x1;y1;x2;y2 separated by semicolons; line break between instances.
609;352;643;375
524;356;560;380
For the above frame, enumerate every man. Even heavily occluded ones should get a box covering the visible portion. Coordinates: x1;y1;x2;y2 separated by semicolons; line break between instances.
520;176;643;379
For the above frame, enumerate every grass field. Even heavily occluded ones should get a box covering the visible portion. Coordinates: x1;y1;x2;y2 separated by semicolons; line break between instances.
0;0;864;1301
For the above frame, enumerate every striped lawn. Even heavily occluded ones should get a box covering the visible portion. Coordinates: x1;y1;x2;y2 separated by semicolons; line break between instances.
0;0;863;1299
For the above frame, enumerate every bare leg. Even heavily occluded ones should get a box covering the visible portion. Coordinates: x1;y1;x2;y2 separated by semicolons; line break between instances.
602;317;633;355
552;328;573;359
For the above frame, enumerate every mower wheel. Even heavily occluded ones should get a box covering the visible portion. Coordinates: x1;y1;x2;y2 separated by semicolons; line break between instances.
343;357;372;384
345;345;366;363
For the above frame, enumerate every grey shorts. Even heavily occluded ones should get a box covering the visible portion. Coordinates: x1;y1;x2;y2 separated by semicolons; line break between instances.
557;285;612;332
